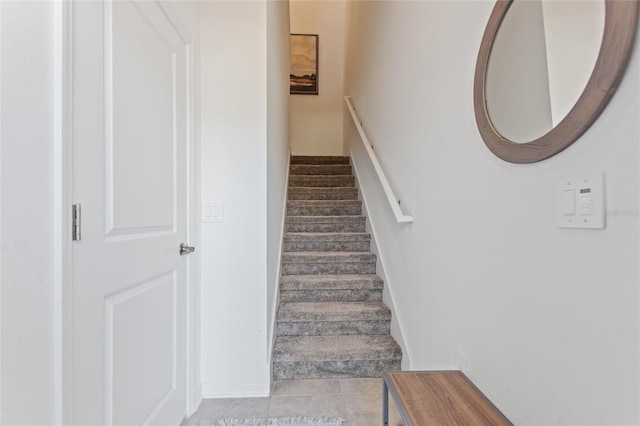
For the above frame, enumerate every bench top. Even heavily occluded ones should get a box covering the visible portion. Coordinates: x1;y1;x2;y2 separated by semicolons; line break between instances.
383;370;512;425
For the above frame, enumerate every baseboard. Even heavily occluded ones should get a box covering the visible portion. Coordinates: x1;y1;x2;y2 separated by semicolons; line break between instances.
267;148;291;372
201;382;271;399
350;152;412;370
188;383;203;417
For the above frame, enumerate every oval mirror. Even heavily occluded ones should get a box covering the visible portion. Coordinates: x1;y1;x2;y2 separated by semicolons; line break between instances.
474;0;638;163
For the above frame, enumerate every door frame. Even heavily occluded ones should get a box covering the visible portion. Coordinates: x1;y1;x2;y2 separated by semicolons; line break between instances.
53;2;202;423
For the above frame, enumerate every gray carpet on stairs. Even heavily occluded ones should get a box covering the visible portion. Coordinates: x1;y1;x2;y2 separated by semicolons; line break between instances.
212;416;346;426
273;156;401;381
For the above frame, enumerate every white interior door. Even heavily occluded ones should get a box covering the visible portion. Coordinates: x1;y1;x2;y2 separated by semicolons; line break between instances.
71;1;191;424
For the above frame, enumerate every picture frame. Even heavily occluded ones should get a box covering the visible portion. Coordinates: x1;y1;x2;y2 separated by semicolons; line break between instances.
290;34;319;95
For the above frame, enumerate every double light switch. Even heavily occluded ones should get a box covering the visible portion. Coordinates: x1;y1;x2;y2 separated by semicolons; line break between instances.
202;201;224;223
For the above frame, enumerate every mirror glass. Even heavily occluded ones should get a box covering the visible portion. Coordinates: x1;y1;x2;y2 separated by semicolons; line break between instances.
485;0;605;143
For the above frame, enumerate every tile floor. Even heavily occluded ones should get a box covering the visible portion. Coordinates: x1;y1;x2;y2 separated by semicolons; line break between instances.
185;378;403;425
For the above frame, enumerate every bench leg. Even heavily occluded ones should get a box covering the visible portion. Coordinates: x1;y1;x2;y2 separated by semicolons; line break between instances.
383;379;389;426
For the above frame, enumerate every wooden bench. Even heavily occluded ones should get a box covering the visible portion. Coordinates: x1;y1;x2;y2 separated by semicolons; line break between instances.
382;371;512;425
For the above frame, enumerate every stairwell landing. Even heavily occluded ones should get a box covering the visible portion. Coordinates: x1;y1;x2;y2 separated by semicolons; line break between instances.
272;156;401;381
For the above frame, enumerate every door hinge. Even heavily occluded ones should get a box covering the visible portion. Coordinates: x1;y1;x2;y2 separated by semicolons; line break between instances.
72;204;82;241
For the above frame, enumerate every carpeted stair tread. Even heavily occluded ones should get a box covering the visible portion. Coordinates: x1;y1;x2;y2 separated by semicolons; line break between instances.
291;164;352;175
289;175;355;188
285;232;370;242
283;252;376;263
276;301;391;336
286;200;362;216
211;416;346;425
285;217;365;225
288;187;359;201
282;253;376;275
291;156;350;165
286;215;365;223
287;200;362;208
272;359;400;380
273;335;401;362
276;320;390;337
280;274;383;291
284;232;371;253
277;301;391;322
279;275;384;302
279;288;382;303
284;216;366;233
284;224;366;233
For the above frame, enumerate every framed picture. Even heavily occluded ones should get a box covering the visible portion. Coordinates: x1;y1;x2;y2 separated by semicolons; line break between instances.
290;34;318;95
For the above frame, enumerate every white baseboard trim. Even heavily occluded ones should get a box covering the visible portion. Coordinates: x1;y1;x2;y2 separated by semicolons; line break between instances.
189;383;203;417
267;148;291;371
350;152;412;370
201;382;271;399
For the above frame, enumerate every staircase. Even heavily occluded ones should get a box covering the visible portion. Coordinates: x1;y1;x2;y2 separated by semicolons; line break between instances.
272;155;402;381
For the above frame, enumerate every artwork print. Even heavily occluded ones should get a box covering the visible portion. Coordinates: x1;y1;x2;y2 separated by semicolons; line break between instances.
290;34;318;95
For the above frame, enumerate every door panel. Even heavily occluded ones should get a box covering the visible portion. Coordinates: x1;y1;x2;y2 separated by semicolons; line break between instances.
72;1;189;424
108;272;176;425
108;0;179;238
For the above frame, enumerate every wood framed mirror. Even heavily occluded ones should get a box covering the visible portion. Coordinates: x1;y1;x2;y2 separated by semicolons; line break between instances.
474;0;638;164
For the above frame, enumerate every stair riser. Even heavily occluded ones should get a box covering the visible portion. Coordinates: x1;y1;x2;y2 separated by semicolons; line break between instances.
282;262;376;275
287;205;362;216
285;222;366;233
288;189;358;201
290;165;352;175
289;176;355;188
284;240;370;252
272;359;401;380
277;321;390;337
291;156;350;165
279;289;383;303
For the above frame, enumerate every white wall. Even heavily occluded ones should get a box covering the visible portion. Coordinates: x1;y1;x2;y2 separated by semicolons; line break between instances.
266;0;291;370
289;0;347;156
199;1;271;397
1;2;57;424
345;1;639;424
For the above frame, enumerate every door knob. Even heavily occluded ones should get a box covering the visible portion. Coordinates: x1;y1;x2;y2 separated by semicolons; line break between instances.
179;243;195;256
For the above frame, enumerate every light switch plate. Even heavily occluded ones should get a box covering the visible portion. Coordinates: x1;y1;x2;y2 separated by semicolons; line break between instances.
556;173;604;229
202;200;224;223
